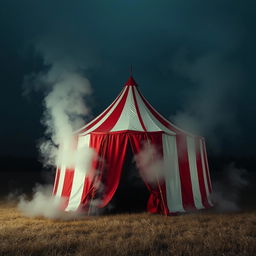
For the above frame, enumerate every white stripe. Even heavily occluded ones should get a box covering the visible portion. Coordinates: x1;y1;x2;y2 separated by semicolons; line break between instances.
55;163;66;198
187;136;204;209
111;87;144;131
133;88;162;132
163;134;185;212
75;88;125;133
134;88;176;135
80;87;128;135
140;93;196;136
65;135;91;211
200;139;213;206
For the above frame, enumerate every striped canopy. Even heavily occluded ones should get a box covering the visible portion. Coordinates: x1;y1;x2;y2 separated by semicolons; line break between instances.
53;76;213;214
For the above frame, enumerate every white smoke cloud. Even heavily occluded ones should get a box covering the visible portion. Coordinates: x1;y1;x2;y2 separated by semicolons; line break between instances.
211;163;249;212
19;36;97;218
134;142;165;184
39;68;93;168
170;52;249;211
18;184;84;219
18;184;63;218
171;52;242;152
19;68;95;217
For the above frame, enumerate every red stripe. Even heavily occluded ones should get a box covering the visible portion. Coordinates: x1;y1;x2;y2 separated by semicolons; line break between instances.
129;133;169;215
79;87;125;134
202;140;212;192
195;139;210;208
176;135;196;210
79;134;106;209
52;168;60;195
137;89;181;134
132;86;147;131
60;168;75;210
94;87;129;132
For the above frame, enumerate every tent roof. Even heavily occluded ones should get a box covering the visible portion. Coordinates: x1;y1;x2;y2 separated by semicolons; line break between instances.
77;76;197;137
124;76;137;86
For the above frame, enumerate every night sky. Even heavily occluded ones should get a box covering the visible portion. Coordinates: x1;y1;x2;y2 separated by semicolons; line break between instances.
1;0;256;158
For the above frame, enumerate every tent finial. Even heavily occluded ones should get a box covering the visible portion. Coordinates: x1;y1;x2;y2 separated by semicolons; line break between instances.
130;64;133;76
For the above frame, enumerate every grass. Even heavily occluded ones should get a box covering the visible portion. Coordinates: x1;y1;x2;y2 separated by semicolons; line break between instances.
0;201;255;256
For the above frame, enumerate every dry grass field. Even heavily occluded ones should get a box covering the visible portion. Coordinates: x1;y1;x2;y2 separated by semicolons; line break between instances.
0;201;255;256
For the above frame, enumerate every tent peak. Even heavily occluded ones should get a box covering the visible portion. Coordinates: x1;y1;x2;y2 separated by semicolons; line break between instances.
124;76;138;87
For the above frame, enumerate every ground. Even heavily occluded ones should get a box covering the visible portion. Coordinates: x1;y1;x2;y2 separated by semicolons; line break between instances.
0;201;255;256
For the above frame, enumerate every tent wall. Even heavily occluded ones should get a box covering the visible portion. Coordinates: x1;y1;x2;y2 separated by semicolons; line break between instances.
162;134;185;212
52;77;213;215
53;132;212;214
162;134;213;213
80;132;168;214
128;132;169;215
65;135;90;211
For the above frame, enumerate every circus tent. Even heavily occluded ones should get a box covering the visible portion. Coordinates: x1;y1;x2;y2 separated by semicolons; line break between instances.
53;76;213;215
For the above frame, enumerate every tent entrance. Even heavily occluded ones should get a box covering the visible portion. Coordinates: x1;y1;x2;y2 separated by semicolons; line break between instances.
108;142;150;213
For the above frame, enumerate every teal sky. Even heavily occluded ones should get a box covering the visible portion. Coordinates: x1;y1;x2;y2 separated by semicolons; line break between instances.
0;0;255;157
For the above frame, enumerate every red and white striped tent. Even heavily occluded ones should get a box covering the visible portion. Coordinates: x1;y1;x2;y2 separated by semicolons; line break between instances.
53;76;213;215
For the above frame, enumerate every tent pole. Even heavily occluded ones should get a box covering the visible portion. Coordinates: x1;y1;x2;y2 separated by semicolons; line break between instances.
145;137;167;216
88;187;96;216
88;135;108;216
157;174;167;216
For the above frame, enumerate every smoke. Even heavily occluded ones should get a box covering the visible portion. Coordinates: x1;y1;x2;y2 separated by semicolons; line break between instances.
17;184;84;219
18;35;98;218
38;68;93;168
18;185;63;219
211;163;249;212
134;142;165;184
171;52;242;152
22;34;96;169
170;52;250;211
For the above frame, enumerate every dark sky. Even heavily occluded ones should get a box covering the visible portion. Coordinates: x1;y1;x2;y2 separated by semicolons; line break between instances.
1;0;256;157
